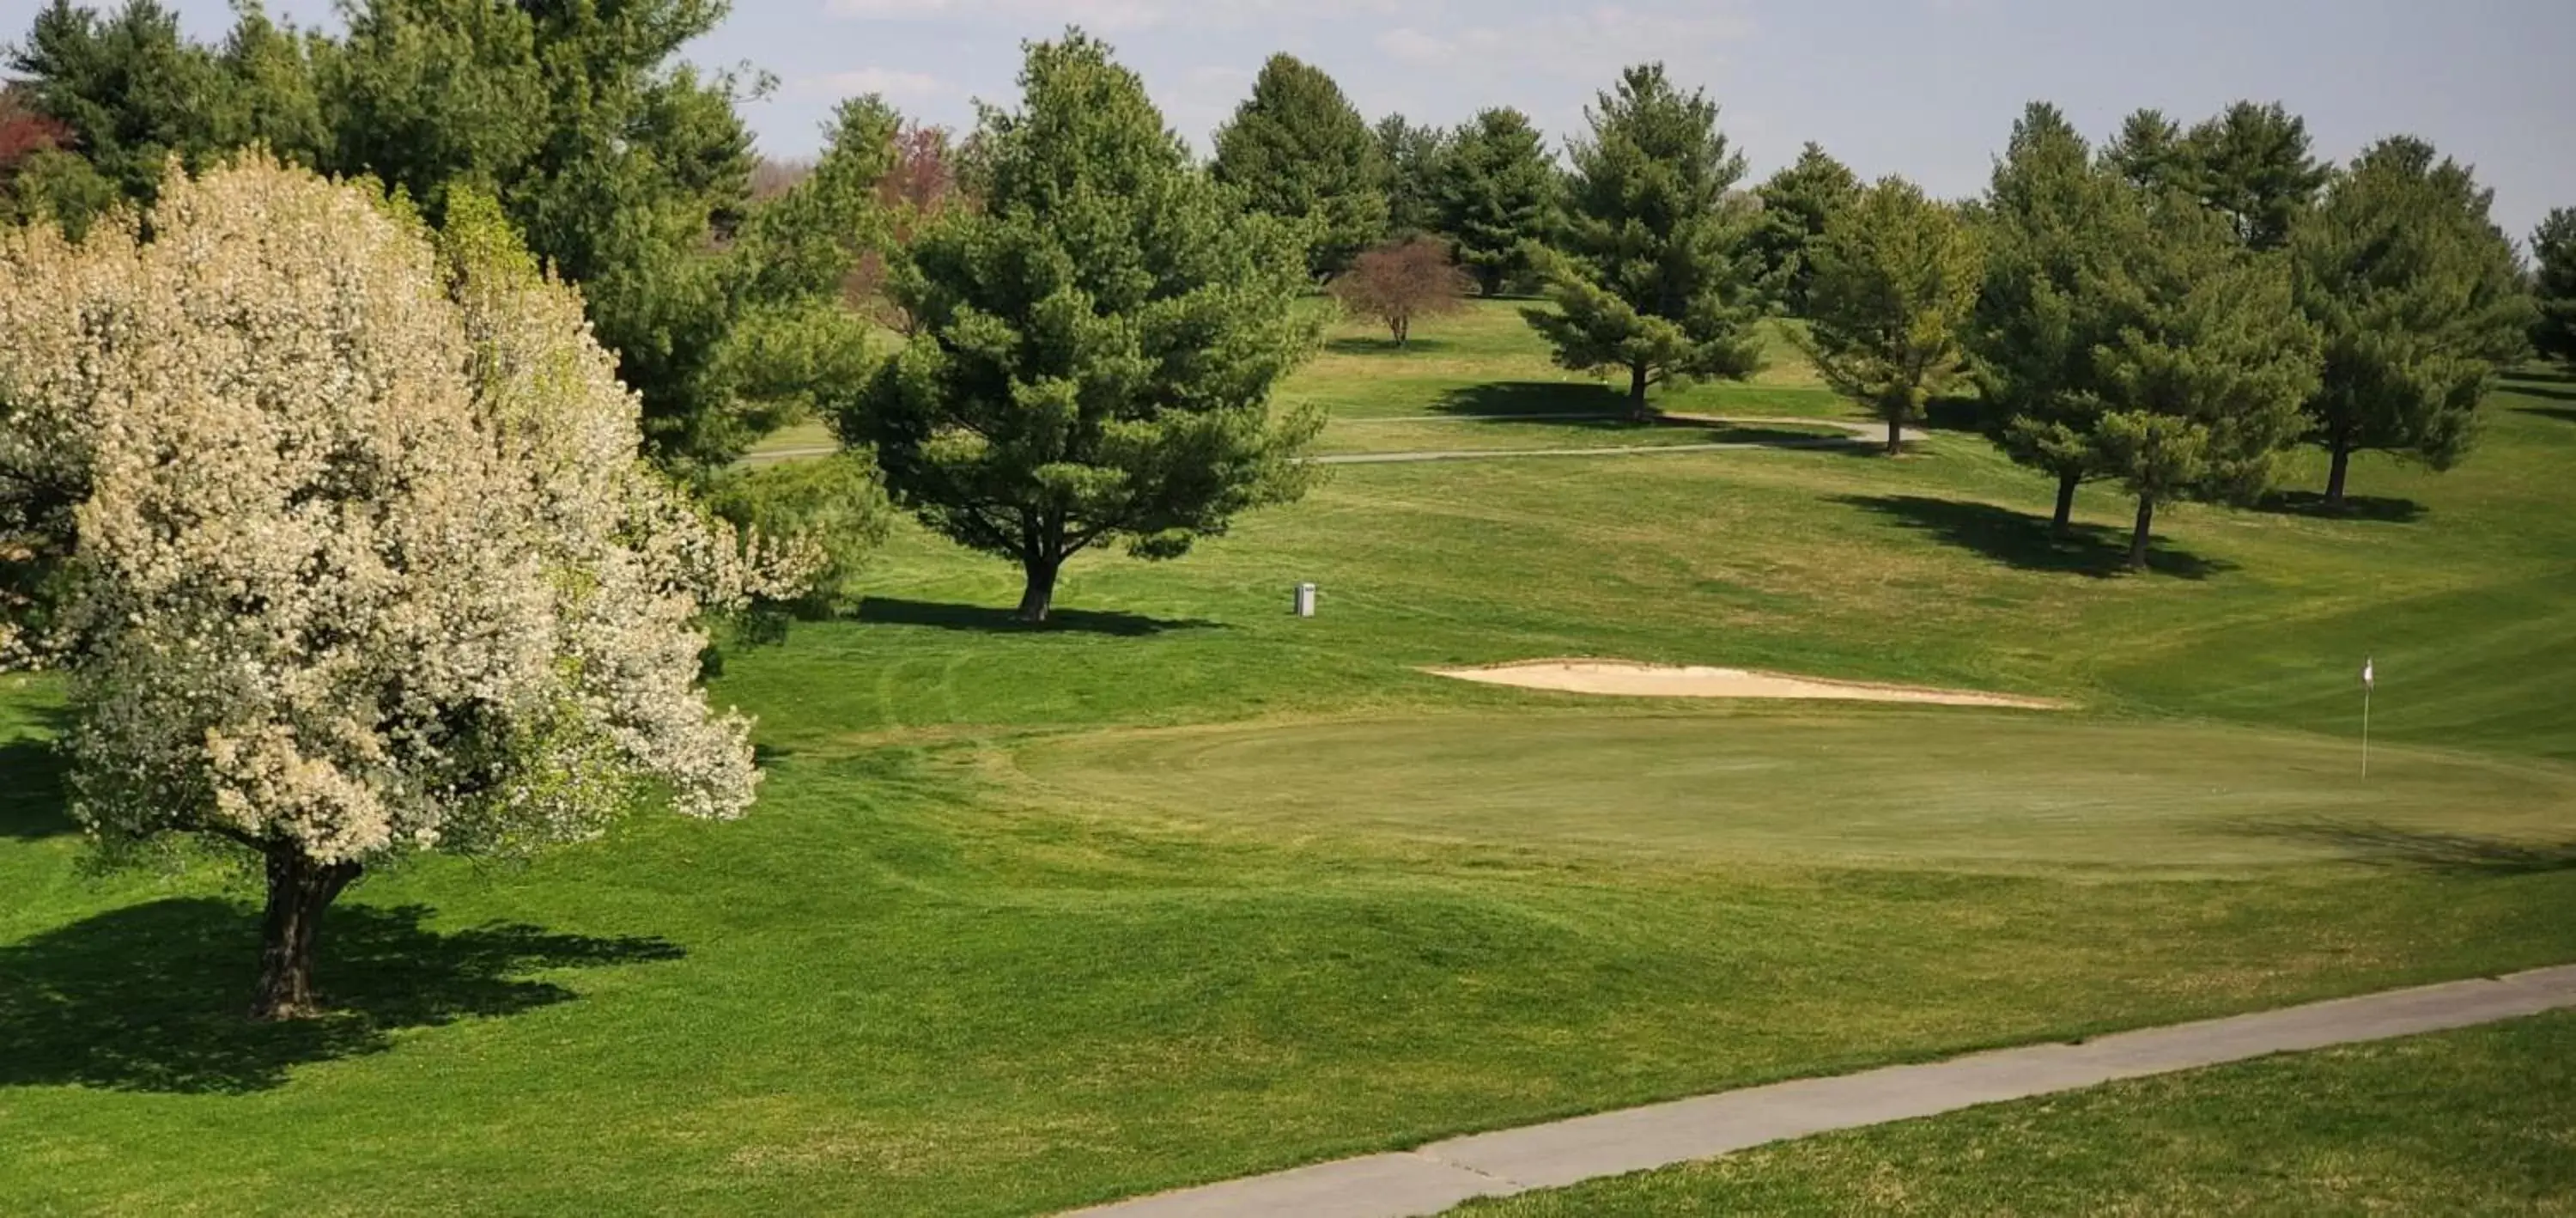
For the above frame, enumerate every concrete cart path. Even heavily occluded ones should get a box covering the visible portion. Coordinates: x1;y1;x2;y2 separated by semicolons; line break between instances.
1061;964;2576;1218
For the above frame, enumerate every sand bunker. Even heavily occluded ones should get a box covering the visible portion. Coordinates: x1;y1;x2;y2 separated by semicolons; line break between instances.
1429;660;2069;709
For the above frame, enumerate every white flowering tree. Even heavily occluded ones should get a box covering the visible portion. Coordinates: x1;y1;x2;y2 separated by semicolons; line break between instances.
0;157;812;1020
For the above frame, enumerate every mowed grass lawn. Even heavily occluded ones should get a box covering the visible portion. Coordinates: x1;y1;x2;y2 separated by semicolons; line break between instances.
3;301;2573;1215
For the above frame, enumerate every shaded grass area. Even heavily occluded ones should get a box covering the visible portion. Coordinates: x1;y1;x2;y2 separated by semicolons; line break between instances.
0;899;681;1095
1454;1009;2576;1216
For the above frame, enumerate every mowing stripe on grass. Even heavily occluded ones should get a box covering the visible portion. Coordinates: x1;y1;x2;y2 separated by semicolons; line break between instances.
1061;963;2576;1218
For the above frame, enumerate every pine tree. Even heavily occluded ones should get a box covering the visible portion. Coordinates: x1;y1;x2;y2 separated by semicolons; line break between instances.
2104;108;2193;194
1747;142;1860;314
1431;107;1556;295
1801;177;1984;454
849;32;1323;623
1211;53;1387;278
2293;137;2532;507
2087;192;2321;570
1967;102;2128;531
2185;101;2330;252
2531;208;2576;366
1524;64;1765;418
1374;113;1447;240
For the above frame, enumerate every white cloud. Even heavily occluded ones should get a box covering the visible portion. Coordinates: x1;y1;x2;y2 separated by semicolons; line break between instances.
1376;27;1451;66
806;67;950;99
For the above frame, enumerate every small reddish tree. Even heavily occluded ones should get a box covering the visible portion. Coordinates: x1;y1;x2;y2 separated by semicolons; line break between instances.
850;122;960;332
1332;237;1471;346
0;86;70;180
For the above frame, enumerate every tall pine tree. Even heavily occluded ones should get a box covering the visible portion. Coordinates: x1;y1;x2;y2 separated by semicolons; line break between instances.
2185;100;2330;252
1211;53;1386;279
850;32;1322;623
1801;176;1983;454
2087;191;2320;570
1968;102;2129;531
2292;137;2531;507
1431;107;1556;295
9;0;887;474
2531;208;2576;366
1525;64;1764;418
2103;108;2192;194
1374;113;1447;241
1747;141;1860;314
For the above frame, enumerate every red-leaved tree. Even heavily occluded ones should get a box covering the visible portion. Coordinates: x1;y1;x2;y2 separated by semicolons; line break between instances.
851;123;960;332
1331;237;1473;346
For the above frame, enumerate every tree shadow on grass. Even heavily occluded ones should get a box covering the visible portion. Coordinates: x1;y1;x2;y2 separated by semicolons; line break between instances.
2237;819;2576;876
1428;385;1878;453
0;899;683;1094
2518;405;2576;425
856;596;1224;637
0;704;73;841
1324;335;1463;357
1432;381;1628;418
2254;490;2429;524
1834;494;2233;580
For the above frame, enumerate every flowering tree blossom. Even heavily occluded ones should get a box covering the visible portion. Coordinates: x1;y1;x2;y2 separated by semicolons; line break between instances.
0;156;812;1019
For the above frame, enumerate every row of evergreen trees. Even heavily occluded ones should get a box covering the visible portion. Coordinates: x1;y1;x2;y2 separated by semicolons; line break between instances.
1202;51;2544;568
7;4;2570;602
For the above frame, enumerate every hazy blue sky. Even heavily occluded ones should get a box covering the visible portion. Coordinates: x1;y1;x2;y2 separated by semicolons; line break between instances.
119;0;2576;241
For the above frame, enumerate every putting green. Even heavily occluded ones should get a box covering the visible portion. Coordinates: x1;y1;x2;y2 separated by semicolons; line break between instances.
1017;712;2576;871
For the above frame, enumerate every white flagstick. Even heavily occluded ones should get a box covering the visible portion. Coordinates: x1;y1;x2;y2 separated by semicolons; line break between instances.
2361;657;2374;778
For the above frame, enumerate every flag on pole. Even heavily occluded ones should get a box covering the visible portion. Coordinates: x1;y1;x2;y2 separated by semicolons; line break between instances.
2362;658;2375;689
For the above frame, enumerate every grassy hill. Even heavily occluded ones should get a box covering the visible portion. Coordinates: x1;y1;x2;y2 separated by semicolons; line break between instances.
3;301;2571;1215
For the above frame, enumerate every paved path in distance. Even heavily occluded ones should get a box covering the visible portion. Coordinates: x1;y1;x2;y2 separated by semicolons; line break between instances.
740;416;1919;469
1310;414;1917;466
1061;964;2576;1218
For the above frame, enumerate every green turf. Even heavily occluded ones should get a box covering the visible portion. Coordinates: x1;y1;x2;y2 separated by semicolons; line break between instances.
1017;713;2576;871
3;303;2572;1215
1452;1009;2576;1216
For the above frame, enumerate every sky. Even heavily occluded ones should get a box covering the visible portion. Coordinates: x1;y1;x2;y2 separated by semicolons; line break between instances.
97;0;2576;241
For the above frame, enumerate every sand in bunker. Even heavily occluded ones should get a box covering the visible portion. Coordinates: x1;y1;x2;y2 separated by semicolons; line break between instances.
1430;660;2069;709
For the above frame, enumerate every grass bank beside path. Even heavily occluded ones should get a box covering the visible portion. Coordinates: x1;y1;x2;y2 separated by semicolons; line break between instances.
3;301;2571;1215
1452;1010;2576;1216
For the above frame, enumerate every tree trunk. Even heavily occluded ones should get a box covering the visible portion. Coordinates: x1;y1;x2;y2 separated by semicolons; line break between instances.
251;850;362;1021
1392;315;1408;347
2324;441;2353;510
1885;415;1904;455
2051;472;2081;536
1627;364;1652;421
1017;553;1060;624
2127;494;2157;574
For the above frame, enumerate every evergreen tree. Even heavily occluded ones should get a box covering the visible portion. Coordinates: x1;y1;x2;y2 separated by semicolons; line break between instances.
1747;141;1860;314
1211;52;1386;278
5;0;303;223
2103;108;2193;194
2292;137;2531;507
1524;64;1765;418
1969;101;2129;532
2532;208;2576;366
2184;100;2330;252
1374;113;1447;240
2087;192;2320;571
9;0;885;474
1801;177;1984;454
849;32;1323;624
1431;107;1556;295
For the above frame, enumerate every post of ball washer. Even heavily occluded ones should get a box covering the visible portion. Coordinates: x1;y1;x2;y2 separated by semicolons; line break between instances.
1293;582;1317;618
